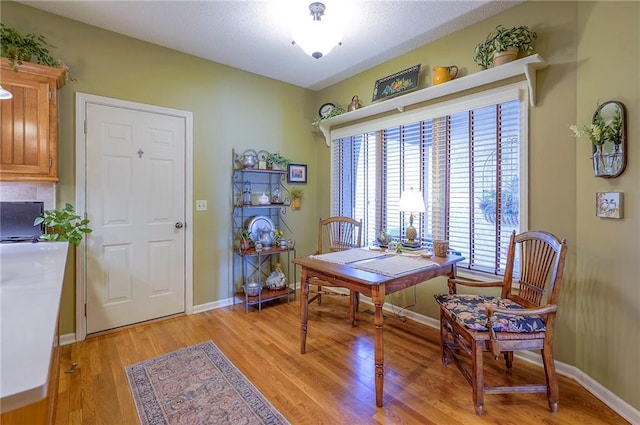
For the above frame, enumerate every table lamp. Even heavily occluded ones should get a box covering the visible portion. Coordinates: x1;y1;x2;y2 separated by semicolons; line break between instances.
398;188;426;248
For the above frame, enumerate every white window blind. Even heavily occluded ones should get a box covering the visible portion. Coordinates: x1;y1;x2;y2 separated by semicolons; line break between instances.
330;83;527;276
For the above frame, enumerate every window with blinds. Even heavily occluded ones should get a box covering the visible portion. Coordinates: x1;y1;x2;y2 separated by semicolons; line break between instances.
330;84;526;276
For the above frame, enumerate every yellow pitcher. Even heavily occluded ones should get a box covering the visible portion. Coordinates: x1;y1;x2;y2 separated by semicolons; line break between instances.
432;65;459;85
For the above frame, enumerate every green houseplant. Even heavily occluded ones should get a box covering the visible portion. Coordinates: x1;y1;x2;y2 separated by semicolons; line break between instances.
267;152;290;170
289;187;304;210
312;103;346;126
1;23;74;79
472;41;493;70
238;229;253;250
473;25;538;68
34;203;92;246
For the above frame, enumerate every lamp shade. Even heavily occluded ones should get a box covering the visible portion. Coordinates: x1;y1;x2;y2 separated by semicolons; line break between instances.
292;2;342;59
0;85;13;100
398;189;426;213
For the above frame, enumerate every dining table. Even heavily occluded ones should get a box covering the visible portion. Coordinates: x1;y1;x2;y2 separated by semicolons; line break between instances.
293;248;464;407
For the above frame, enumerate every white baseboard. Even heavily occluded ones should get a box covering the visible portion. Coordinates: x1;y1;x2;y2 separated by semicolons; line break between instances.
192;297;235;314
59;333;77;346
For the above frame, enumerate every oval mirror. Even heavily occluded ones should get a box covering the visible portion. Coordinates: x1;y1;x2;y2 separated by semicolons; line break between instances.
592;101;627;178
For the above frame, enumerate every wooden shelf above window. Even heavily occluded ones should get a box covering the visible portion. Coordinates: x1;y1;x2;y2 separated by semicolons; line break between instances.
317;54;547;146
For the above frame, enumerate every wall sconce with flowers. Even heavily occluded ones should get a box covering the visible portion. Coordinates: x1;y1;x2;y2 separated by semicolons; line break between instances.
570;100;627;178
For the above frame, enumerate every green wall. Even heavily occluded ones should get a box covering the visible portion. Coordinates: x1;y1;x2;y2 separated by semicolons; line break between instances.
313;0;639;413
3;0;639;414
0;2;320;335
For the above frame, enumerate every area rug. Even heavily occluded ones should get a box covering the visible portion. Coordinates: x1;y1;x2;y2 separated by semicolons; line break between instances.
126;341;290;425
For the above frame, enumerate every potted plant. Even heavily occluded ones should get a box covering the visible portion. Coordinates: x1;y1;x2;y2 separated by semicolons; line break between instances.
33;203;92;246
473;25;537;68
489;25;537;66
289;187;304;210
472;41;493;70
267;152;290;170
312;103;346;126
273;228;285;246
238;229;253;251
1;24;74;80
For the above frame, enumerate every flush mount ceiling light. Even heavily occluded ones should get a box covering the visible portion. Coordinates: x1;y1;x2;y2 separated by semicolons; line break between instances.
291;2;342;59
0;85;12;100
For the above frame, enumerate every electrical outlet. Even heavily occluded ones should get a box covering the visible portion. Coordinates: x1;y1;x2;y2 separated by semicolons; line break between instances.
196;200;207;211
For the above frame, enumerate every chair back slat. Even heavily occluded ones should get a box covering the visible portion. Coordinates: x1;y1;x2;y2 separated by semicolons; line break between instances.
318;216;362;253
507;231;567;308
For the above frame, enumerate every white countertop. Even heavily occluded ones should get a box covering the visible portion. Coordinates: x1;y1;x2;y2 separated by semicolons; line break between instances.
0;241;68;413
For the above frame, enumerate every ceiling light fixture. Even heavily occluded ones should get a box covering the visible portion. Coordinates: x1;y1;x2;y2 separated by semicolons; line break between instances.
291;2;342;59
0;85;13;100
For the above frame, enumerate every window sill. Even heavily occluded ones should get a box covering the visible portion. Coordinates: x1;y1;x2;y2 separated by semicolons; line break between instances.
318;54;547;146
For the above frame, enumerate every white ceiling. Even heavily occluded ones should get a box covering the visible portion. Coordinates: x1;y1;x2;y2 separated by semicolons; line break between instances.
18;0;520;91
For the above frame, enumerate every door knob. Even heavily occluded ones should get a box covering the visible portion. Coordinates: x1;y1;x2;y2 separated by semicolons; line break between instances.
175;222;184;229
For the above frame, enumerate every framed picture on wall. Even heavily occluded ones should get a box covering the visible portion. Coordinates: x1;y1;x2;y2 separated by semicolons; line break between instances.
596;192;623;219
287;163;307;184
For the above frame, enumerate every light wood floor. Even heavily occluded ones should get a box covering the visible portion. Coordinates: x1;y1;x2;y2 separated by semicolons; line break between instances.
55;296;629;425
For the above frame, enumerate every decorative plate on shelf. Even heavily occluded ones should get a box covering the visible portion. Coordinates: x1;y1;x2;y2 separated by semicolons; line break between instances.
245;215;274;244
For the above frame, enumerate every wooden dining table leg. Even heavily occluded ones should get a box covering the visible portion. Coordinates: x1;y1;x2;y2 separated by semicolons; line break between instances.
372;285;386;407
300;268;309;354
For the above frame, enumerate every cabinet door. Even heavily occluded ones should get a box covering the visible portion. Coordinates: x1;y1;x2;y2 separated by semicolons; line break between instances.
0;72;56;181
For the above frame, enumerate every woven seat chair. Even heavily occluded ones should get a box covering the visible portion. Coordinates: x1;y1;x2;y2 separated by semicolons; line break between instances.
309;216;362;324
434;230;567;415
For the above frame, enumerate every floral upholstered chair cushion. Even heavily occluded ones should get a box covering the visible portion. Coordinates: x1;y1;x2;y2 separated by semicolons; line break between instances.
434;294;546;332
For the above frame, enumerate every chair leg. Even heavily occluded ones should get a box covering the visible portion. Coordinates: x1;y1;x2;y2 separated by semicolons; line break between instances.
472;339;484;416
503;351;514;369
541;347;559;412
439;311;449;365
317;285;322;305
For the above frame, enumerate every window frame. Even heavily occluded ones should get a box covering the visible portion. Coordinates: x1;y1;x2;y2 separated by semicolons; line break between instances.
329;82;529;277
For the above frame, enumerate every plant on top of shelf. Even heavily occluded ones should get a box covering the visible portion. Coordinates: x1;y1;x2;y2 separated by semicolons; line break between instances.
1;23;75;80
238;229;252;250
34;203;92;246
312;103;346;126
473;25;537;68
273;228;285;245
472;41;493;70
267;152;290;170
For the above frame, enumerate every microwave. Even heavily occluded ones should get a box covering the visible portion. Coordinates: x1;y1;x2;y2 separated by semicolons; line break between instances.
0;201;44;242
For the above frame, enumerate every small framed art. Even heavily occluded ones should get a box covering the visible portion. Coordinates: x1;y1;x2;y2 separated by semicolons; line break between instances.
287;163;307;184
596;192;623;219
372;64;421;102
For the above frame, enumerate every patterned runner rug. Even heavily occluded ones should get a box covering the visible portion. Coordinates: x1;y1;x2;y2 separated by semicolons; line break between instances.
126;341;290;425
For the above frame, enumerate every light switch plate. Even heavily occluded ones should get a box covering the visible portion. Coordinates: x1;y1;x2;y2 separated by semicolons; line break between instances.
196;200;207;211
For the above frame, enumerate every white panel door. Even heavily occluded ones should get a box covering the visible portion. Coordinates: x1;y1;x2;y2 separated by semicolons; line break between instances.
86;103;185;334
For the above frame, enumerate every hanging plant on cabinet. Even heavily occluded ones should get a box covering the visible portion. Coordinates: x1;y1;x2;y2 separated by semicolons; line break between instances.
0;23;76;80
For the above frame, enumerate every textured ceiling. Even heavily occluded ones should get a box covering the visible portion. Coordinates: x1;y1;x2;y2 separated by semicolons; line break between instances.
18;0;520;91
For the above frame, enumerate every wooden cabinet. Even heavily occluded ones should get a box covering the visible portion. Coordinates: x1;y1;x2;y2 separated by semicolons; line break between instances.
0;59;66;182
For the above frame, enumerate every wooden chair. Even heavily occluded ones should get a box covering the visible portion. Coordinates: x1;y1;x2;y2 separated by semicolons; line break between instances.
309;216;362;324
434;230;568;415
